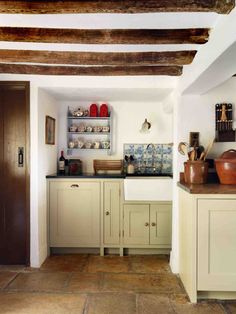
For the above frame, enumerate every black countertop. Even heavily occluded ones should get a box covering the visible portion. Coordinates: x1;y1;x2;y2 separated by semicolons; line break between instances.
46;173;173;179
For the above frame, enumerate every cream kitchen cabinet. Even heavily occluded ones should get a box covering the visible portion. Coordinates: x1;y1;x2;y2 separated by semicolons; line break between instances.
179;188;236;303
48;178;172;255
103;181;121;245
123;202;172;248
49;181;100;247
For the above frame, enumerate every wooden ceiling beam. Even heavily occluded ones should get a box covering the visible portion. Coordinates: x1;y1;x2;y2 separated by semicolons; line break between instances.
0;27;210;45
0;64;183;76
0;50;197;66
0;1;234;14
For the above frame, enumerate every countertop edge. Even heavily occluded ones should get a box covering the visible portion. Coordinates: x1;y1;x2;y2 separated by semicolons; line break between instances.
46;173;173;179
178;181;236;194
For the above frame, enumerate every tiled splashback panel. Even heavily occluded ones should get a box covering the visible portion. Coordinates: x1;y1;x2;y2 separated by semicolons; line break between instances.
123;143;173;174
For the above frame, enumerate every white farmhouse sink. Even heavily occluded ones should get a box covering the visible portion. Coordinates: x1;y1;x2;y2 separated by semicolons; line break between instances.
124;177;173;201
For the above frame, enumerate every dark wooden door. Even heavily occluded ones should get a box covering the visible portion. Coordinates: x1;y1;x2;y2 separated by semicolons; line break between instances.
0;82;30;265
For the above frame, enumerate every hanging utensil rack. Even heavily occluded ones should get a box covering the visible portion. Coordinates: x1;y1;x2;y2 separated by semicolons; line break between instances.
215;103;235;142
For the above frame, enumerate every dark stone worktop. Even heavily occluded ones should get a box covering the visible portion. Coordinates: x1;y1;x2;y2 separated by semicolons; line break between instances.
46;173;173;179
178;181;236;194
46;173;126;179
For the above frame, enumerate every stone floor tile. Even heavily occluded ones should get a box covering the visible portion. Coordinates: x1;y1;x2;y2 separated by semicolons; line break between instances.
137;294;175;314
0;292;86;314
66;273;101;292
103;273;183;293
222;302;236;314
0;272;18;290
130;255;171;273
40;254;88;272
0;265;26;272
86;255;130;273
85;293;136;314
172;300;225;314
7;272;70;292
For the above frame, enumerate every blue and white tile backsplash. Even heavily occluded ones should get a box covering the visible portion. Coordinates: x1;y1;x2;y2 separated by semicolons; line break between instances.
123;143;173;174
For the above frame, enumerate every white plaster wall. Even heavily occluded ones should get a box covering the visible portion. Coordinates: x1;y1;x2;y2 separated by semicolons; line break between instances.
170;77;236;274
37;89;58;266
58;100;173;172
178;77;236;171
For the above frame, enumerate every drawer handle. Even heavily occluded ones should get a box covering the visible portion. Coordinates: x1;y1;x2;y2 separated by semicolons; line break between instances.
145;222;149;227
151;222;156;227
71;184;79;188
105;211;110;216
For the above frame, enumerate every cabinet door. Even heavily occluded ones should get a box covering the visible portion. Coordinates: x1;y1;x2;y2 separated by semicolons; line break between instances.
198;199;236;291
123;204;149;245
50;181;100;247
103;182;120;245
150;204;172;246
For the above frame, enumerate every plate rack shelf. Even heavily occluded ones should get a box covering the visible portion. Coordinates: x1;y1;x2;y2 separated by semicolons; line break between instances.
67;107;113;155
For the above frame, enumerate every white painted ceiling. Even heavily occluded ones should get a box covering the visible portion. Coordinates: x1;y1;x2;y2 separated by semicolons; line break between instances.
41;87;173;102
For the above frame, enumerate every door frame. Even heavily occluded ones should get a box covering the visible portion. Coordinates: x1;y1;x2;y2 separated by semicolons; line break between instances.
0;81;30;266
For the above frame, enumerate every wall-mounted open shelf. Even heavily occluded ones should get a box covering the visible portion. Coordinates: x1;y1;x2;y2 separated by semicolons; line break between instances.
67;107;113;155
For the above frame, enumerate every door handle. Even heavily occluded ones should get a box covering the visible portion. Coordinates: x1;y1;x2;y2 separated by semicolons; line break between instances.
71;184;79;188
18;147;24;167
151;222;156;227
145;222;149;227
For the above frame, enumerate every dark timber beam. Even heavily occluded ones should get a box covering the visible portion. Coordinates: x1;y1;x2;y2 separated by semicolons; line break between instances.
0;50;197;66
0;27;210;45
0;1;234;14
0;64;183;76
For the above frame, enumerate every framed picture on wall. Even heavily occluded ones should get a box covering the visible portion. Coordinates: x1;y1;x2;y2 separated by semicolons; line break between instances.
45;115;55;145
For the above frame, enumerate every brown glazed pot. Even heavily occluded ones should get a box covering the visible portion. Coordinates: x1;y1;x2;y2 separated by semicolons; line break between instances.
215;149;236;184
184;160;209;184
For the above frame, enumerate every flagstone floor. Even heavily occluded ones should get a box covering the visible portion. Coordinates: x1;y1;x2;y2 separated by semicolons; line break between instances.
0;254;235;313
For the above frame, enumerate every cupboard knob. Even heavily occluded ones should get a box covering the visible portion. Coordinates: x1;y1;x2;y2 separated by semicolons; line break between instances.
145;222;149;227
71;184;79;188
105;211;110;216
151;222;156;227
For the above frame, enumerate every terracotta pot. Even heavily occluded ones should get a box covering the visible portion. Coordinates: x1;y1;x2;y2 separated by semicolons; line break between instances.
215;149;236;185
184;161;208;184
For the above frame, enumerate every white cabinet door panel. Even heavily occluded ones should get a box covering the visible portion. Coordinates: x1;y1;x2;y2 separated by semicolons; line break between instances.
150;204;172;246
198;199;236;291
104;182;120;245
123;204;149;245
50;181;100;246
